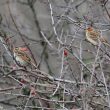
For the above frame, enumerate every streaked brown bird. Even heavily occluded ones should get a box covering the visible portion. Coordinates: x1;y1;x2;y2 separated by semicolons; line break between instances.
13;47;36;68
85;27;110;46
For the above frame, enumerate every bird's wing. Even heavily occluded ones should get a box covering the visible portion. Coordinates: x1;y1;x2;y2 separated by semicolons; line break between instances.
88;31;100;40
17;51;31;63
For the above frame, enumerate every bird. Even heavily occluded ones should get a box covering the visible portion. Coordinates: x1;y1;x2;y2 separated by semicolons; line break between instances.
85;27;110;46
13;47;36;68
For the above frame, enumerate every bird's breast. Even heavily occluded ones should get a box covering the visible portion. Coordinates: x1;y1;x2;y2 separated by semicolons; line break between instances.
14;53;27;66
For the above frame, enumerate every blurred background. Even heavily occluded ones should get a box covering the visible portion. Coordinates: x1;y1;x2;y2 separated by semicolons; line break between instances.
0;0;110;110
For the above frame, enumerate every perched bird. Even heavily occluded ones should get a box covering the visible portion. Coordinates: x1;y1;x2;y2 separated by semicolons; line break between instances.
85;27;110;46
13;47;36;68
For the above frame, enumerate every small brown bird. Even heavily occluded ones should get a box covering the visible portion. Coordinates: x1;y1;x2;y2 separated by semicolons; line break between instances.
85;27;110;46
13;47;35;68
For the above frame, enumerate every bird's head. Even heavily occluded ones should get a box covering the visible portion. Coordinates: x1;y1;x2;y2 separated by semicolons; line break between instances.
13;47;28;53
86;27;93;32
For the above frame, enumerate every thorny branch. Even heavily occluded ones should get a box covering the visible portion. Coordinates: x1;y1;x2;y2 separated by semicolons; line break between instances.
0;0;110;110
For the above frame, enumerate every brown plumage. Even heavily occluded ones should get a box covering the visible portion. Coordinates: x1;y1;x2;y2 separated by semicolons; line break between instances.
13;47;34;67
86;27;110;46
